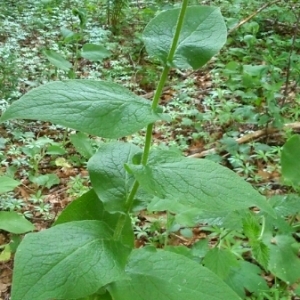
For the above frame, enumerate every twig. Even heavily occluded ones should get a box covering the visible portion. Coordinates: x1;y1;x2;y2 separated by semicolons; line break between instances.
188;122;300;158
141;87;171;99
228;0;281;35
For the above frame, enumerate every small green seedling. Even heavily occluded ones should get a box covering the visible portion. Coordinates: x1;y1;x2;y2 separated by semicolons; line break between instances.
0;176;35;262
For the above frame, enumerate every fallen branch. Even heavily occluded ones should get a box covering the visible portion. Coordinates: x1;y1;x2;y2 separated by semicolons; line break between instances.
188;122;300;158
227;0;281;35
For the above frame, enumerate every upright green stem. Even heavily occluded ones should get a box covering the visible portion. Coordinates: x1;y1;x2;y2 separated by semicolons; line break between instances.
113;180;140;241
142;0;188;165
114;0;188;241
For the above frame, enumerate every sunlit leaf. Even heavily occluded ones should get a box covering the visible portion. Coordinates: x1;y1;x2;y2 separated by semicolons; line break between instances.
143;6;227;69
11;221;130;300
109;248;240;300
0;80;161;139
0;211;34;234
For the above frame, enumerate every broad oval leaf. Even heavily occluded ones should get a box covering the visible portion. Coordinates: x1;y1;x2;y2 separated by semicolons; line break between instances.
0;211;34;234
0;80;160;139
54;189;134;248
128;150;275;216
108;248;240;300
142;6;227;70
81;43;111;61
11;220;130;300
88;142;152;213
281;135;300;185
0;175;20;194
264;234;300;284
43;49;72;71
70;132;95;159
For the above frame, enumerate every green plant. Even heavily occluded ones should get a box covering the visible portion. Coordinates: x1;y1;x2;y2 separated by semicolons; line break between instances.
66;174;90;198
43;8;111;78
15;136;63;188
0;50;21;100
1;3;278;299
0;175;34;262
107;0;129;34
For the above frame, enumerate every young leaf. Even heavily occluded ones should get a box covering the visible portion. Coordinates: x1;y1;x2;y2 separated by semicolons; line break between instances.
81;44;111;62
29;173;60;189
281;135;300;185
225;261;269;298
203;248;239;279
0;176;20;194
46;145;67;155
70;132;95;159
54;189;134;249
191;239;209;260
242;212;261;241
251;240;269;270
60;27;75;39
128;150;275;216
11;220;130;300
108;248;240;300
0;211;34;234
88;142;149;213
0;244;11;262
0;80;161;139
142;6;227;70
43;49;72;71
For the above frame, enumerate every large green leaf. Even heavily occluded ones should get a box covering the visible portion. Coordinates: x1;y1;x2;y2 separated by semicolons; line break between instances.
54;189;134;248
142;6;227;70
225;261;268;298
77;290;113;300
81;43;111;62
148;198;245;229
264;234;300;284
203;248;239;279
128;150;275;216
269;194;300;217
0;80;161;139
0;211;34;234
43;49;72;71
0;175;20;194
88;142;151;213
54;189;104;224
108;248;240;300
11;220;130;300
281;135;300;185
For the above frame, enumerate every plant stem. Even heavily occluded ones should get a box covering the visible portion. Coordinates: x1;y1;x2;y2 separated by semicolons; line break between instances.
142;0;188;165
114;0;188;241
113;180;140;241
258;215;266;240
